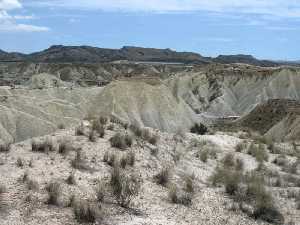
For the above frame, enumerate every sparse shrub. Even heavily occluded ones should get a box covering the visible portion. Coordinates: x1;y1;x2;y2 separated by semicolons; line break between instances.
46;182;61;206
66;172;76;185
235;142;246;152
273;155;288;167
71;150;89;171
126;151;135;167
199;150;208;163
99;116;108;125
141;128;151;141
168;184;192;206
210;166;242;196
88;130;97;142
73;200;102;223
0;184;7;194
31;138;55;153
149;135;158;145
110;133;132;149
109;165;141;207
184;174;194;193
150;146;159;156
75;123;85;136
130;124;142;137
58;138;72;155
16;157;24;168
21;171;29;183
107;124;114;131
103;151;109;163
223;153;235;168
27;179;39;191
92;120;105;138
190;123;208;135
0;142;11;152
58;123;65;129
248;143;269;163
120;156;127;169
154;167;170;186
235;158;244;171
107;153;116;167
96;182;105;202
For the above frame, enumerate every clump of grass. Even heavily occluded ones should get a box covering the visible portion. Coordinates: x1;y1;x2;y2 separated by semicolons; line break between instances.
184;174;195;193
109;133;133;149
71;150;90;171
199;150;208;163
141;128;159;145
109;165;141;207
92;120;105;138
0;142;11;152
46;182;61;206
120;151;135;168
58;138;73;155
0;184;7;194
107;154;116;167
130;124;142;137
66;172;76;185
27;179;39;191
99;116;108;125
154;167;170;186
223;153;235;168
73;200;102;223
58;123;65;129
190;123;208;135
75;122;85;136
96;182;105;203
168;184;192;206
235;141;247;153
248;143;269;163
88;130;97;142
196;146;217;163
273;154;288;167
16;157;24;168
31;138;55;153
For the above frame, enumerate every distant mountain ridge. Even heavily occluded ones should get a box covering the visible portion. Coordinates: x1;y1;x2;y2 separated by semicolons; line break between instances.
0;45;296;67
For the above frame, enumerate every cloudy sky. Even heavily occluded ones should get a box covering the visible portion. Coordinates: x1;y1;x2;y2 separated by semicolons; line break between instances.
0;0;300;60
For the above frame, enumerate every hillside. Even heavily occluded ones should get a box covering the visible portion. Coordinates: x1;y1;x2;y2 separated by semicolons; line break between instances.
0;45;295;66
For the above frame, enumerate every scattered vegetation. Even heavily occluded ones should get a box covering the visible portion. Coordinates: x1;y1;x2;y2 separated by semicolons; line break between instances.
154;167;170;186
75;122;85;136
73;200;102;223
247;143;269;163
168;184;192;206
0;142;11;152
66;172;76;185
190;123;208;135
88;130;97;142
31;138;56;153
58;138;73;155
92;119;105;138
109;165;141;207
71;150;90;171
46;182;61;206
16;157;24;168
109;133;133;149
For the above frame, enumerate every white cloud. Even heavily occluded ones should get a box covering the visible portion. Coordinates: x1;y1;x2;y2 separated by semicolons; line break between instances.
0;0;49;32
27;0;300;17
0;0;21;10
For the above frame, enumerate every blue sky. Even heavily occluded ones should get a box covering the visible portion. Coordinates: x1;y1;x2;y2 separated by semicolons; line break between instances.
0;0;300;60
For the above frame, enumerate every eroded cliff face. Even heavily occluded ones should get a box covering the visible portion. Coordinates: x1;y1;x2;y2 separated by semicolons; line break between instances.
1;64;300;143
167;65;300;117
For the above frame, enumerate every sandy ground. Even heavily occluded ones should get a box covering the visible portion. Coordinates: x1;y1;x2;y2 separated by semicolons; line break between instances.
0;122;299;225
